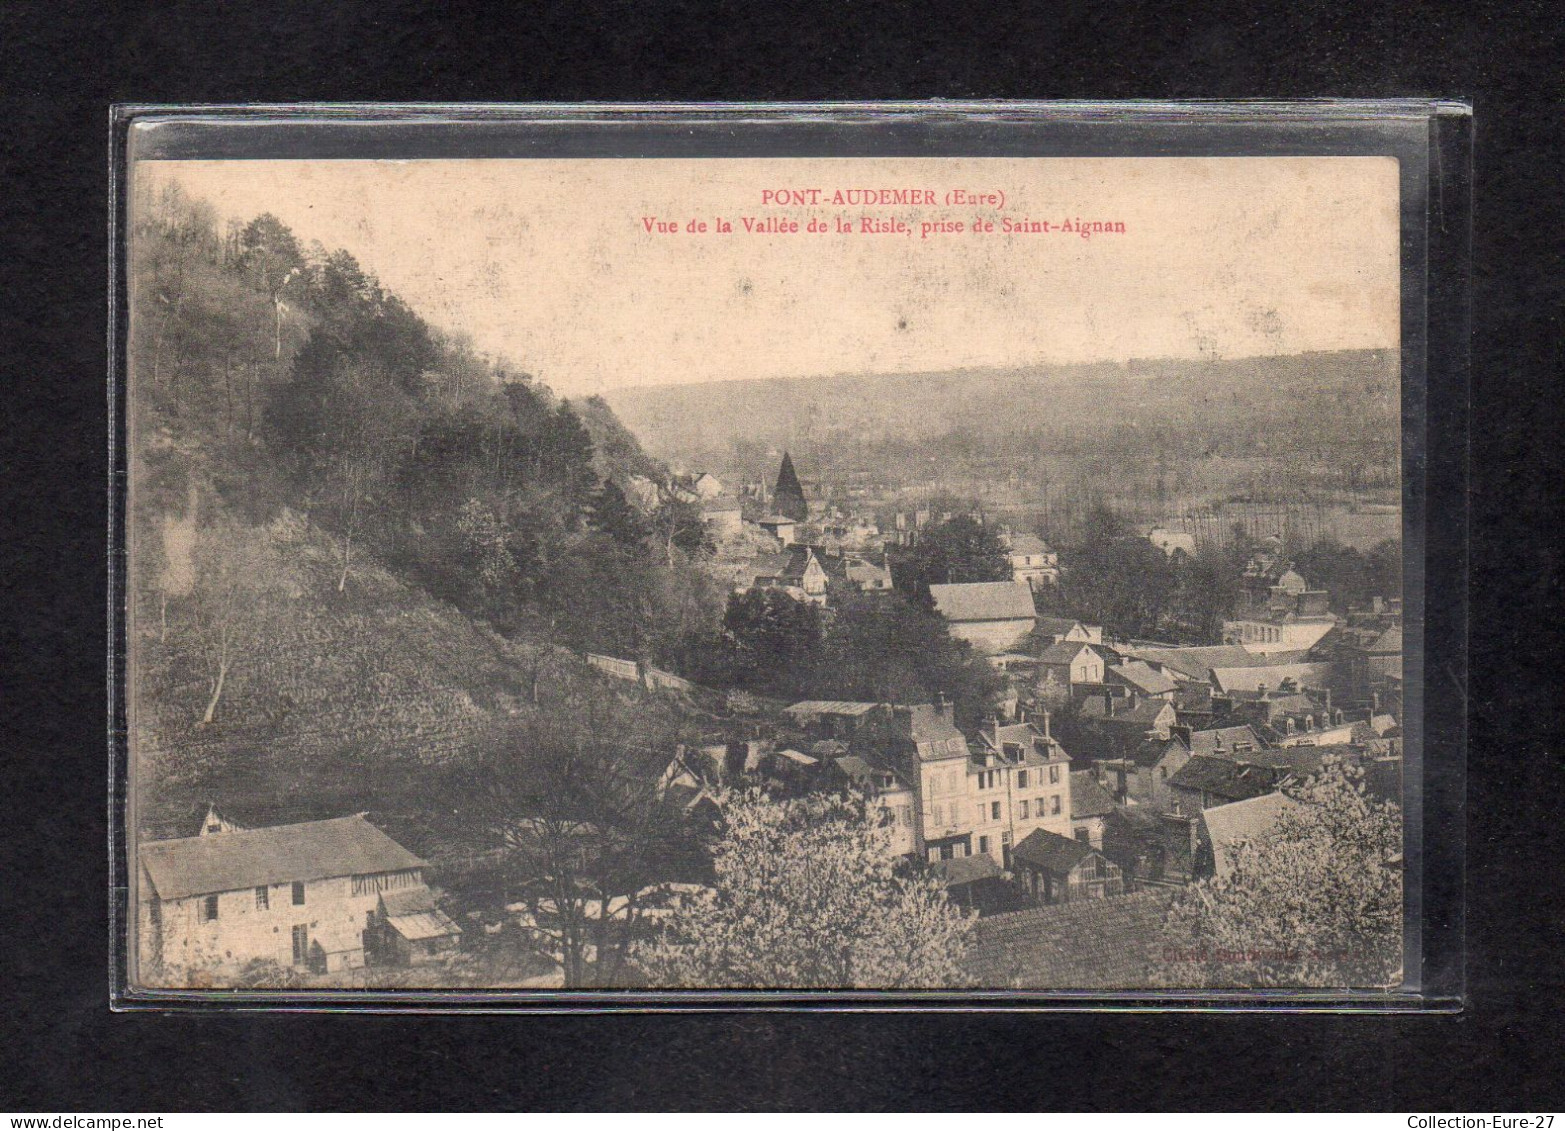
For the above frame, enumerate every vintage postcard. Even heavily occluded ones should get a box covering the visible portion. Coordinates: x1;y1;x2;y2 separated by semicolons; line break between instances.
122;143;1408;997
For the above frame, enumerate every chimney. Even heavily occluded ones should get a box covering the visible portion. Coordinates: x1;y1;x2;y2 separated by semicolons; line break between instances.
1103;692;1115;718
935;692;952;722
1040;708;1052;738
984;715;1001;746
1371;690;1381;713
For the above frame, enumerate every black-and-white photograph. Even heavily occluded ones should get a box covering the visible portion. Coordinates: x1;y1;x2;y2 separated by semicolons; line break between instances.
123;150;1406;996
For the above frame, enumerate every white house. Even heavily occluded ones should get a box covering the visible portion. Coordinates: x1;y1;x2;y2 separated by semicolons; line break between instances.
137;813;455;980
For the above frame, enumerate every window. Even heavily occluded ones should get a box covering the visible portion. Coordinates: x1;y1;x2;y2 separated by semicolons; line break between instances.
1160;766;1169;781
1075;828;1089;842
291;881;306;906
291;923;310;966
202;894;219;922
933;804;944;827
1017;770;1029;789
1049;765;1060;785
1019;800;1030;819
899;805;913;827
255;886;269;910
927;848;940;864
991;801;1001;821
978;836;990;854
1050;795;1062;816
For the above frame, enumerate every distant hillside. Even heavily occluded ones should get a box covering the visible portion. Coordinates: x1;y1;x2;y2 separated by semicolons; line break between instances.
573;393;667;483
600;350;1400;485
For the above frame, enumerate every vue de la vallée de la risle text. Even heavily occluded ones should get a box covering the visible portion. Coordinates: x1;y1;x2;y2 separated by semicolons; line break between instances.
639;186;1127;240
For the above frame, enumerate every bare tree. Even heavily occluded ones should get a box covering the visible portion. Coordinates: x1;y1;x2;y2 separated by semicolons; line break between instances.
458;696;699;987
187;517;273;726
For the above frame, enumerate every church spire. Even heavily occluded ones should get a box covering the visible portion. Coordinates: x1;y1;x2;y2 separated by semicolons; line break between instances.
772;451;808;521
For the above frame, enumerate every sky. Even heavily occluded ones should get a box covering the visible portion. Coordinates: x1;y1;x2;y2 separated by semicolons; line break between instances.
139;156;1401;399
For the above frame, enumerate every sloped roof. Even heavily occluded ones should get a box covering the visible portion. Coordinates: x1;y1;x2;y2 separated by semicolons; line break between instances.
382;888;463;942
1210;663;1334;695
901;703;966;747
1034;616;1086;638
1122;735;1188;768
1107;661;1179;697
1079;696;1173;728
1186;725;1266;757
1038;639;1099;665
381;885;438;916
1070;771;1118;819
929;580;1037;623
140;815;424;901
964;888;1176;988
1201;793;1301;880
1123;645;1260;681
930;854;1002;887
784;700;881;718
1168;756;1279;802
1012;827;1097;874
1367;625;1403;654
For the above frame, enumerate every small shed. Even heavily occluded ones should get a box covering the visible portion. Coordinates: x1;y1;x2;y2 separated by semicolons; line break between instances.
367;886;462;967
1011;828;1125;905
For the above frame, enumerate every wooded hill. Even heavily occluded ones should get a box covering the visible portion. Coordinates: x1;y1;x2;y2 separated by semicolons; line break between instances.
601;349;1401;499
127;178;722;843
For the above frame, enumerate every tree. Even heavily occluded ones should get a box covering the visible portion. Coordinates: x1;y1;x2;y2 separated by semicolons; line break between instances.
772;450;809;521
648;496;712;567
632;789;976;988
892;514;1011;599
714;588;824;695
589;479;649;547
1053;504;1176;639
1155;755;1403;989
186;516;276;725
452;695;701;988
816;591;1003;729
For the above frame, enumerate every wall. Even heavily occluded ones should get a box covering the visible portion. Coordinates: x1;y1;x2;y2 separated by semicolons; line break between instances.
947;617;1035;657
146;870;421;978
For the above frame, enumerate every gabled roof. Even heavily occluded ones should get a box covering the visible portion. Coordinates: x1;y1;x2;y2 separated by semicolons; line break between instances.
1201;793;1301;880
1038;639;1100;665
1167;756;1279;803
964;888;1176;988
1033;616;1086;638
1107;661;1179;697
1070;771;1118;819
1120;735;1188;768
1009;534;1052;555
930;580;1037;623
1012;827;1098;874
1079;697;1173;729
1366;625;1403;654
139;815;424;902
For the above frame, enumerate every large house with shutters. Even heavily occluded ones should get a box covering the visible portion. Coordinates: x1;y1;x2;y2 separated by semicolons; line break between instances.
137;811;458;980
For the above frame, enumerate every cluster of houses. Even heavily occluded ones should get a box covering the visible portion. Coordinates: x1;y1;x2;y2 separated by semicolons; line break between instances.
135;452;1403;988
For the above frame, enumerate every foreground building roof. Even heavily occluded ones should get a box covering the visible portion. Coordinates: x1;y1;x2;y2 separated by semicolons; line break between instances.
964;888;1177;988
139;814;425;902
929;580;1038;622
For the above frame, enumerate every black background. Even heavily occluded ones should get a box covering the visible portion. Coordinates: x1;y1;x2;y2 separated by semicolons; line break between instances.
3;0;1560;1111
